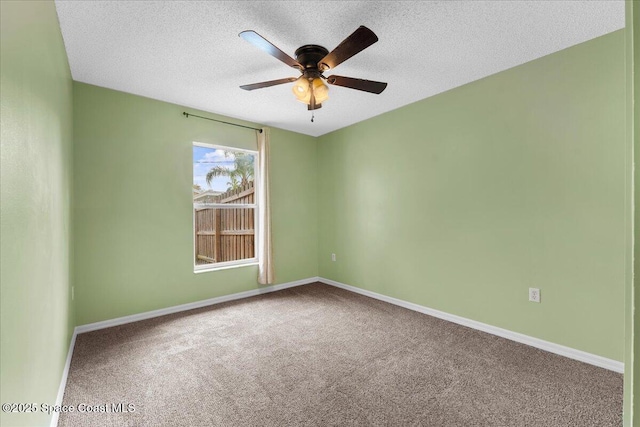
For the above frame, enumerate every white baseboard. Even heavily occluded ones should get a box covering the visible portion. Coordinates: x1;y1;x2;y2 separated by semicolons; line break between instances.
319;277;624;374
76;277;320;334
50;329;77;427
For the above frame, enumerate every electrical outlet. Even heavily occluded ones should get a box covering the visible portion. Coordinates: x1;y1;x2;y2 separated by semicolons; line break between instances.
71;286;75;301
529;287;540;303
331;253;336;262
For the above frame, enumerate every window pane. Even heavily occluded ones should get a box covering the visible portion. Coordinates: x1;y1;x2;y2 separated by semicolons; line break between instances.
193;145;257;266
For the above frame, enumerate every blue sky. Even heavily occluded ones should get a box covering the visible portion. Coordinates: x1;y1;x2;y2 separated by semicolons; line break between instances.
193;146;237;192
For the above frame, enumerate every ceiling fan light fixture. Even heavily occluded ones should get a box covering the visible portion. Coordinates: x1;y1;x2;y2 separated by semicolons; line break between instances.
312;78;329;104
292;76;310;102
292;76;328;106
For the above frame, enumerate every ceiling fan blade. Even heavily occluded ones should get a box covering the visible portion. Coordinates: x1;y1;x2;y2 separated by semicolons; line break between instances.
240;77;297;91
239;30;302;69
326;75;387;94
319;26;378;70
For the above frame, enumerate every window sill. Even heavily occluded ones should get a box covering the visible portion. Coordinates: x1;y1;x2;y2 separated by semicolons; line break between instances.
194;261;259;274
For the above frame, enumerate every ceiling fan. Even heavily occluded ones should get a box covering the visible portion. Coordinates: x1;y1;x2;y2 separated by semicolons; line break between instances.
239;26;387;111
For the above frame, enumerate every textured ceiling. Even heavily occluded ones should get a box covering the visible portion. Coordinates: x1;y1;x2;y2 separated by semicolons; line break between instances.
54;1;625;137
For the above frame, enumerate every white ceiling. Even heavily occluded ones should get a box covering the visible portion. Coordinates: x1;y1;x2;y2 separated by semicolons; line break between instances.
54;1;625;137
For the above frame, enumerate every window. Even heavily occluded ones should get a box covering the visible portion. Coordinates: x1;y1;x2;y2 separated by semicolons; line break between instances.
193;143;258;271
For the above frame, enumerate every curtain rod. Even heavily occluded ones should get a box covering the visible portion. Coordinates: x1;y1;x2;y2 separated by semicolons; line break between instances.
182;112;262;133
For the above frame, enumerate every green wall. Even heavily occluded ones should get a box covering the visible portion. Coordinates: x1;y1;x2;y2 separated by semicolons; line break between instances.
73;83;318;325
629;1;639;425
0;1;75;426
635;0;640;421
318;30;626;362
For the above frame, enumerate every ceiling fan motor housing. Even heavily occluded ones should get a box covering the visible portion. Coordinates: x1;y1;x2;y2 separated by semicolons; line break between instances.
294;45;330;71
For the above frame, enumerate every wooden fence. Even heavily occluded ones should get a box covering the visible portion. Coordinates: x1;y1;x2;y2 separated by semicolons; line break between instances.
194;181;255;265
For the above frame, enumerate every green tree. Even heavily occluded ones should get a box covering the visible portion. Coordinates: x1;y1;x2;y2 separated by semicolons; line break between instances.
206;151;254;188
226;175;241;191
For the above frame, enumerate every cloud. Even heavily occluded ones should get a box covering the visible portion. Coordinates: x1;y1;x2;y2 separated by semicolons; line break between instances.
193;146;240;192
198;149;235;164
193;163;206;173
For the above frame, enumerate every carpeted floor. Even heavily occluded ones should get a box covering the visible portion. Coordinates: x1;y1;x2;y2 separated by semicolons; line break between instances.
59;283;622;426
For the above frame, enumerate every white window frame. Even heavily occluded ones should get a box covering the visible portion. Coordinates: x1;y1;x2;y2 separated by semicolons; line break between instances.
193;142;259;273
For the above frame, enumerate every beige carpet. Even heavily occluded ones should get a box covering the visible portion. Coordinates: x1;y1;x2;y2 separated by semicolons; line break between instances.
59;283;622;426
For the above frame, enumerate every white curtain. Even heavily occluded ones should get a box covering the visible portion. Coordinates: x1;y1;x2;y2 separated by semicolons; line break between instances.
257;127;275;285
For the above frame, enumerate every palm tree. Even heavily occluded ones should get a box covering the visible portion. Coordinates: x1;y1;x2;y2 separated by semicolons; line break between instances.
206;151;254;188
226;175;241;192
